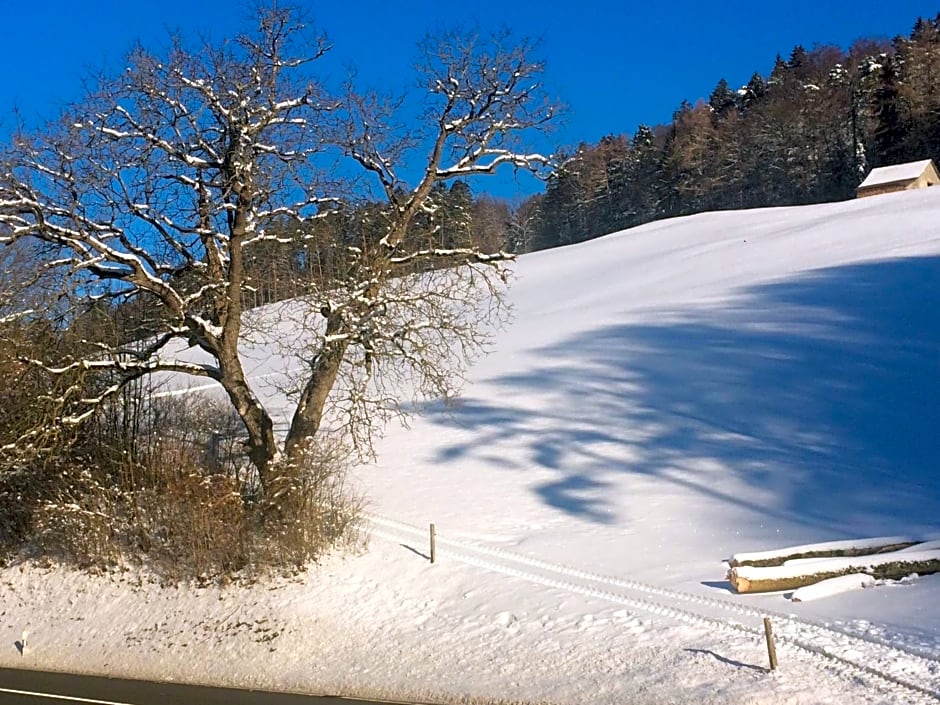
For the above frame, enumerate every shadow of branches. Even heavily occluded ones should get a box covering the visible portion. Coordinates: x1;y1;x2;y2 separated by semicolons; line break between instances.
429;256;940;533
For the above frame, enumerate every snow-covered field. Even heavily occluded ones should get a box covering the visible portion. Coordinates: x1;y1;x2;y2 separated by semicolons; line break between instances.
3;189;940;704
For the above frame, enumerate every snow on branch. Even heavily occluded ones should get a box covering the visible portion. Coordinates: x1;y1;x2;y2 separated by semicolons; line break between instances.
0;8;555;499
389;247;515;267
0;309;35;325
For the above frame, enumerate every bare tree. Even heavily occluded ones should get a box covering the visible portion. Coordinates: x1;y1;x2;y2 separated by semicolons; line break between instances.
507;195;543;253
0;6;556;510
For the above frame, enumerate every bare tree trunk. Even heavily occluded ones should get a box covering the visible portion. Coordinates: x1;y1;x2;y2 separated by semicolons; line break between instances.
216;347;279;486
216;168;286;490
283;313;349;465
0;9;554;528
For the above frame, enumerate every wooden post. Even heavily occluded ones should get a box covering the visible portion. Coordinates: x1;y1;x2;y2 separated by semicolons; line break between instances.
429;523;437;564
763;617;778;671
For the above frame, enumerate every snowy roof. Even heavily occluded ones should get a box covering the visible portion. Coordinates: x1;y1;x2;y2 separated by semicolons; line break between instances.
857;159;936;189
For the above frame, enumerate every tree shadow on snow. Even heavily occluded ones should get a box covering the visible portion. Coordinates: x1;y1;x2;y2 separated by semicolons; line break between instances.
429;256;940;535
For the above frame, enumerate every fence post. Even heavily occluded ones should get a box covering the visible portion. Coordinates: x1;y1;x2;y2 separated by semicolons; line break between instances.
763;617;778;671
429;523;436;564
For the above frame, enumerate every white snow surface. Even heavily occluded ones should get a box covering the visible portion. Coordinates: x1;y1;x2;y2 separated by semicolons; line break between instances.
857;159;935;188
900;540;940;554
4;189;940;703
731;536;919;566
734;551;940;582
790;574;877;602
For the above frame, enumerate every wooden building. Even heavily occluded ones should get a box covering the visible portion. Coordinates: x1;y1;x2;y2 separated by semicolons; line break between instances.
856;159;940;198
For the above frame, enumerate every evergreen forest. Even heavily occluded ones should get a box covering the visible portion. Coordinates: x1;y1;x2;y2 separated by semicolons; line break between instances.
458;15;940;254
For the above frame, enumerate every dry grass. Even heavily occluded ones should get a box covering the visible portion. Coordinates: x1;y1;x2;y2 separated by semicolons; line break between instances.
0;386;362;580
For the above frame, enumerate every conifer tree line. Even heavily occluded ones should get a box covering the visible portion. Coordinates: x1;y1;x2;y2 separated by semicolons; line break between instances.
81;12;940;311
88;181;512;338
526;15;940;251
222;14;940;275
237;182;512;311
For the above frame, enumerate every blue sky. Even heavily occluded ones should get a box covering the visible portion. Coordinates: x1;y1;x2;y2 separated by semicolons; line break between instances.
2;1;937;198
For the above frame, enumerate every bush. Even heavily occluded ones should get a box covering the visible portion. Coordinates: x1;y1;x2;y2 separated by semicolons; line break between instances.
0;320;88;562
0;379;362;579
31;465;121;568
131;470;249;578
254;439;363;569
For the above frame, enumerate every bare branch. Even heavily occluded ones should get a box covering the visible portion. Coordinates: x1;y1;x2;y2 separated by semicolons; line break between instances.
0;9;555;513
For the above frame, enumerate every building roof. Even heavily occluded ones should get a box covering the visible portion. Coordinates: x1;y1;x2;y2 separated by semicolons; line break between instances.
857;159;936;189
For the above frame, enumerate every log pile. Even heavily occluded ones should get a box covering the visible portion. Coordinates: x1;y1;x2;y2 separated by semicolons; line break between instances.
726;537;940;594
728;536;919;568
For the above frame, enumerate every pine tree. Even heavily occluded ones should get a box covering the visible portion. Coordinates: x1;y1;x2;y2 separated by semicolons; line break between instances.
871;55;909;165
708;78;738;121
739;72;767;112
768;54;789;88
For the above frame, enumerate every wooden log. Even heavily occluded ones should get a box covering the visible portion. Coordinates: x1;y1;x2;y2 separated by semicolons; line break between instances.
897;539;940;553
729;537;921;568
728;551;940;594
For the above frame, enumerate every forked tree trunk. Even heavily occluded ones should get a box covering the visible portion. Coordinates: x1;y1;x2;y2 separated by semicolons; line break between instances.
218;365;279;486
283;336;349;467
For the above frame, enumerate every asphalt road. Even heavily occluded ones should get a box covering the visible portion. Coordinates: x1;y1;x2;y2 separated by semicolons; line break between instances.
0;667;412;704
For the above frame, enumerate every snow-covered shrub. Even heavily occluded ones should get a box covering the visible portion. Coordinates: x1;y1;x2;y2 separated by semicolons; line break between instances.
0;320;89;562
31;466;121;568
1;345;361;577
253;438;363;570
131;471;249;578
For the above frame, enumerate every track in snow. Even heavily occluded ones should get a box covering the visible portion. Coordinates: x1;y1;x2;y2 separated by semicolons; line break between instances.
367;514;940;705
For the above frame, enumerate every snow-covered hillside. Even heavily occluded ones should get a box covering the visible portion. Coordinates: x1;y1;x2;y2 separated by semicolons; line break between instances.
3;189;940;704
365;187;940;600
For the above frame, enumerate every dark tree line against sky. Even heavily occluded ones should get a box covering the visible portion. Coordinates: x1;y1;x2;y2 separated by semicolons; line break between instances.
103;12;940;277
525;15;940;250
395;14;940;255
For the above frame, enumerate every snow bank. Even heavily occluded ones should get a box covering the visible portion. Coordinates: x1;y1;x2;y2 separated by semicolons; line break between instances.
730;536;919;567
898;540;940;553
5;189;940;703
790;574;876;602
